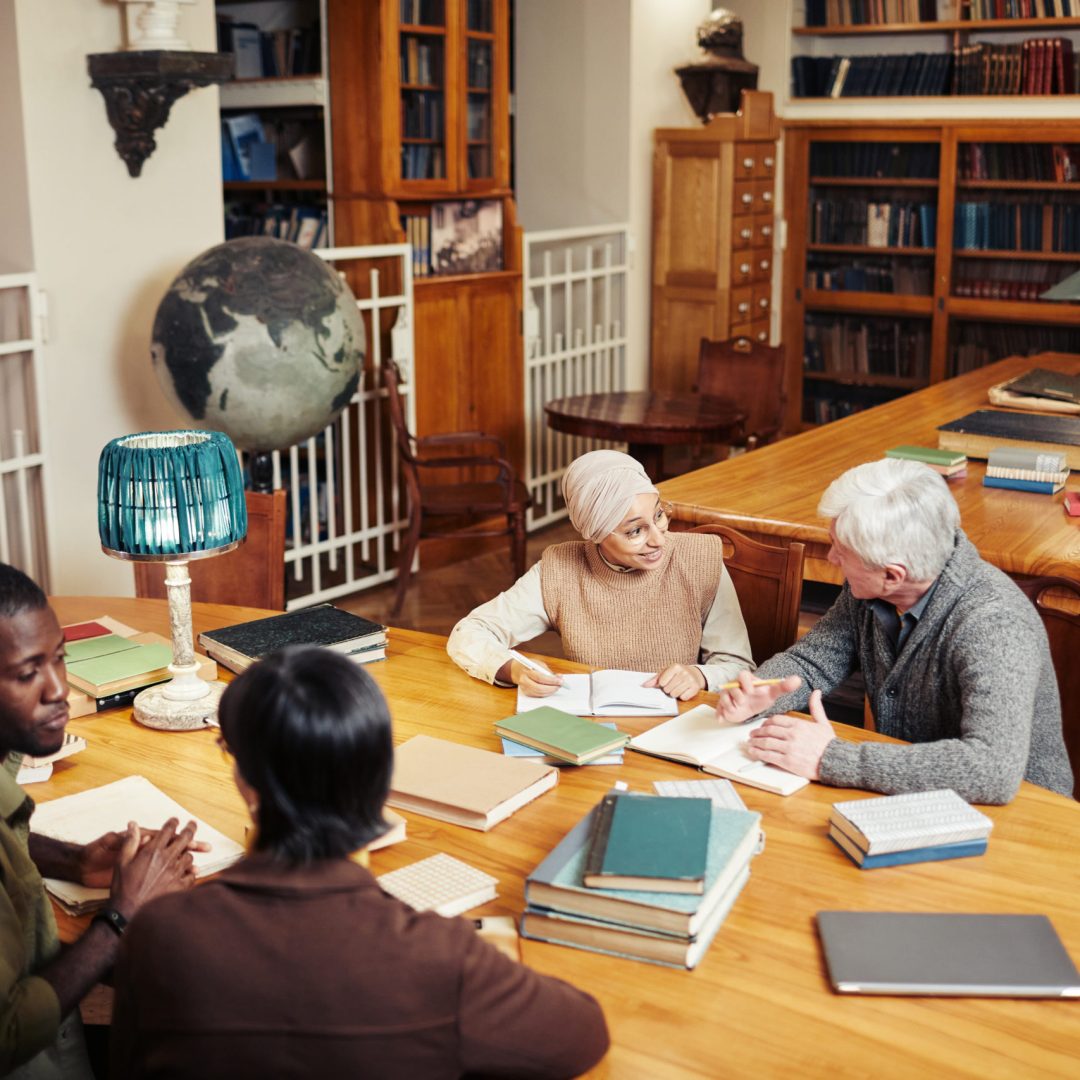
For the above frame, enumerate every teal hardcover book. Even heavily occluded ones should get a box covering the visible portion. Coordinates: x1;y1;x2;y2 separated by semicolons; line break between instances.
525;800;762;938
495;707;629;765
583;792;711;894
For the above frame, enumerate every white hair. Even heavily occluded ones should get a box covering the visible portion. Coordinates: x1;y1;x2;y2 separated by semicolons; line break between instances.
818;458;960;581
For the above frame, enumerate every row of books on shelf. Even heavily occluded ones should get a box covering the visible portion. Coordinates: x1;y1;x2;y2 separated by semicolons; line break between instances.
965;0;1079;17
399;0;444;27
953;38;1075;96
399;35;443;85
804;389;897;424
958;142;1079;182
793;40;1080;98
401;143;446;180
401;89;445;139
402;213;433;277
954;199;1080;252
953;259;1077;299
810;198;937;248
466;98;490;141
466;0;493;32
951;321;1080;372
225;203;328;250
807;258;932;294
222;115;324;184
218;19;320;80
804;317;931;378
466;42;493;89
803;0;938;24
810;142;940;179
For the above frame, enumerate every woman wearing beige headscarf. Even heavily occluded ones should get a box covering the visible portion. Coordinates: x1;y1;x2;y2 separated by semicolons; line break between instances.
446;450;753;700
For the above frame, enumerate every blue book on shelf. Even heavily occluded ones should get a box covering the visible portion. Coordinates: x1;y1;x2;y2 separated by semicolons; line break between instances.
983;475;1064;495
829;826;988;870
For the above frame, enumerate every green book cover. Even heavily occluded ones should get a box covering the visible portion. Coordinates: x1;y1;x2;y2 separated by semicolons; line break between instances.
886;445;965;467
65;643;172;686
589;793;711;886
64;634;137;663
495;707;629;765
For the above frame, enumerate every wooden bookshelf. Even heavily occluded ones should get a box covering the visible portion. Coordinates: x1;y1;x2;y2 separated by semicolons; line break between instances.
325;0;523;469
783;118;1080;430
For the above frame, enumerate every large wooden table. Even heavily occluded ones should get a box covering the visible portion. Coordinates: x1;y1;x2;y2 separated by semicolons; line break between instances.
659;352;1080;586
44;598;1080;1079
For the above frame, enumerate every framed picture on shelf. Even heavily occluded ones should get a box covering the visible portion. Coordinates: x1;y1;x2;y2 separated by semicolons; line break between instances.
431;199;503;275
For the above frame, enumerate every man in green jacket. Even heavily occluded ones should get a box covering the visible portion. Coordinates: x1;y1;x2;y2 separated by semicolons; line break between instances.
0;563;198;1078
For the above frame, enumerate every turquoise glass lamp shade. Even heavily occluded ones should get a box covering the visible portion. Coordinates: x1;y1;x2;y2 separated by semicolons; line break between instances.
96;430;248;730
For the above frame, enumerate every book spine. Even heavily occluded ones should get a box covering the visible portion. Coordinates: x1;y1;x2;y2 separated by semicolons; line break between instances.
986;465;1068;483
582;792;619;879
830;831;989;868
982;475;1062;494
987;447;1068;472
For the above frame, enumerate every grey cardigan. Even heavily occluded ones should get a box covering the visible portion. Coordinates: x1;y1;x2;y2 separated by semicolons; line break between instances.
756;530;1073;804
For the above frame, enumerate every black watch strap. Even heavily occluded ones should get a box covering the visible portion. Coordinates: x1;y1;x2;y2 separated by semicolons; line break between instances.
92;907;128;938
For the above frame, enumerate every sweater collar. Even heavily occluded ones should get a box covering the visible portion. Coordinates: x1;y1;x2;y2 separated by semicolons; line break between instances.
583;535;672;586
213;853;380;896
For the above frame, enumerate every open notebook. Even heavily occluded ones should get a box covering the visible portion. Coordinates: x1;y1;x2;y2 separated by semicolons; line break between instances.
628;704;809;796
516;670;678;717
30;775;245;914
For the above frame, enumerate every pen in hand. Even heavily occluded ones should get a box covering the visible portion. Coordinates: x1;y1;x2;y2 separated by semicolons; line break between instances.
717;677;786;692
508;649;557;677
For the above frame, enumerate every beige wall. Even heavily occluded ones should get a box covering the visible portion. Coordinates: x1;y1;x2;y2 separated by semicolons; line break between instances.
12;0;224;595
0;1;33;273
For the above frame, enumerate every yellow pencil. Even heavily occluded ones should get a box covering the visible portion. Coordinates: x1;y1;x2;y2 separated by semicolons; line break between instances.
717;677;786;691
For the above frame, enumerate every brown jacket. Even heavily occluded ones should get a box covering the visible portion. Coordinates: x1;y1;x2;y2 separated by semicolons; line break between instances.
110;855;608;1079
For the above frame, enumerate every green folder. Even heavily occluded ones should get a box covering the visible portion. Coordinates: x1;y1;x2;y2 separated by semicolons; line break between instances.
65;643;172;688
64;634;139;663
495;706;629;765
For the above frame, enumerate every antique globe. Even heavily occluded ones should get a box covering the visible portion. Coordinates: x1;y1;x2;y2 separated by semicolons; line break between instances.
151;237;365;460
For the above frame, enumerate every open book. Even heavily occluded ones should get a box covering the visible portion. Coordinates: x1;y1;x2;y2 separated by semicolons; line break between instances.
515;671;678;717
628;704;809;796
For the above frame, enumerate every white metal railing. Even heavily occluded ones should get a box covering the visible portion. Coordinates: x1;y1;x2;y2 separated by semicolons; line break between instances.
251;244;413;610
522;224;631;528
0;274;53;588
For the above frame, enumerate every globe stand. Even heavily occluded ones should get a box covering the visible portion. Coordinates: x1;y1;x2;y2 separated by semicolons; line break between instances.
249;451;275;495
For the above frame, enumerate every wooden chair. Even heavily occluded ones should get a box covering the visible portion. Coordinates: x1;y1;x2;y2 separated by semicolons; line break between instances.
1013;576;1080;798
695;337;786;454
690;523;805;663
133;489;287;611
381;359;532;616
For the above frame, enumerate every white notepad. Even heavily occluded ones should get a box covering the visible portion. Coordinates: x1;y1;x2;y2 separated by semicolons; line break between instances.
629;704;809;796
377;853;498;917
653;777;748;812
31;775;245;913
515;670;678;717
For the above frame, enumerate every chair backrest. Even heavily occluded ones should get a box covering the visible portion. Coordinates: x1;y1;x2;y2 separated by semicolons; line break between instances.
695;337;786;448
690;523;805;663
133;489;287;611
380;359;418;465
1013;576;1080;797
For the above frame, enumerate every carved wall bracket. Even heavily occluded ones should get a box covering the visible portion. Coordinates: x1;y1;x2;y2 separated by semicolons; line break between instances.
88;51;232;177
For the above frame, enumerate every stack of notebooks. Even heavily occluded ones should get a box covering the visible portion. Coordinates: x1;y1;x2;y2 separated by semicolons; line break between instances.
522;791;763;969
30;775;245;914
982;447;1069;495
198;604;387;674
828;789;994;870
62;617;217;712
885;445;967;480
496;707;629;766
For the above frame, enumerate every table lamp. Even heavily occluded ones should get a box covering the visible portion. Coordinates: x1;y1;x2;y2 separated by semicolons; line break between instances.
97;430;247;730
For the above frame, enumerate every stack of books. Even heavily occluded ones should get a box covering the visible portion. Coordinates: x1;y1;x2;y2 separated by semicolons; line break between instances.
522;792;763;969
828;789;993;870
495;707;629;766
197;604;387;674
15;733;86;785
886;445;968;480
983;447;1068;495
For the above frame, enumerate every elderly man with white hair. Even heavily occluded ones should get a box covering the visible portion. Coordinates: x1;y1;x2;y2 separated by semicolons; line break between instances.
447;449;753;701
718;458;1073;805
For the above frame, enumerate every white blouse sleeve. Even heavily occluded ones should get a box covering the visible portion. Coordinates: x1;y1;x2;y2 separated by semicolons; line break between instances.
446;562;553;685
696;561;756;691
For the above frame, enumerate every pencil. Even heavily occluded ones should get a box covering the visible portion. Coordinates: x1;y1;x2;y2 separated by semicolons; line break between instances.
717;677;786;691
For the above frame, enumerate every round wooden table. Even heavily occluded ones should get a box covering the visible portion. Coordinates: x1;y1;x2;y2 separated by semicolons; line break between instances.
544;391;745;478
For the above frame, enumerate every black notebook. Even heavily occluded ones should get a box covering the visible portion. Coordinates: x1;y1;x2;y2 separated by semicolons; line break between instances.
197;604;387;673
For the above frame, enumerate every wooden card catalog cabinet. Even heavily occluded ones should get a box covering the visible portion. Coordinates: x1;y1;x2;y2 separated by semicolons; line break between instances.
650;91;778;393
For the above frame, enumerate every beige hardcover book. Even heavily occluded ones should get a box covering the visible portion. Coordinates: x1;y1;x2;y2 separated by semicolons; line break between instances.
388;734;558;832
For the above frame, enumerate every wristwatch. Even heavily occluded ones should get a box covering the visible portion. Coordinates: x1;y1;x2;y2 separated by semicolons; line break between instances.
92;907;128;938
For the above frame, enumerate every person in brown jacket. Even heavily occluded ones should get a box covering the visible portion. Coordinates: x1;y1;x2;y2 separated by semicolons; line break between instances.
110;646;609;1079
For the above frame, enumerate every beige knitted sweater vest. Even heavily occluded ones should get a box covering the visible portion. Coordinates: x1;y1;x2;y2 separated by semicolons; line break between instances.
539;533;725;670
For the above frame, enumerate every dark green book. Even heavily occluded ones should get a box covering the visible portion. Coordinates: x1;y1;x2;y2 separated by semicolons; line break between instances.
495;707;629;766
582;792;712;894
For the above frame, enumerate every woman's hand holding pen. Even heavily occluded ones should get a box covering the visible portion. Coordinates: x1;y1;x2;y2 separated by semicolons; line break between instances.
508;650;563;698
715;670;802;726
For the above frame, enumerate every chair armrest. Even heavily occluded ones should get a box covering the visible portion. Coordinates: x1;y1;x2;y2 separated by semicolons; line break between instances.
415;455;515;488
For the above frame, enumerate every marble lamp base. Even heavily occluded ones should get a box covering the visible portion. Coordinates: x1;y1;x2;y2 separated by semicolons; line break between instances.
133;678;227;731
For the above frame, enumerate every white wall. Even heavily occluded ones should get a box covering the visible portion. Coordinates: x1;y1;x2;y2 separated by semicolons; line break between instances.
516;0;710;388
13;0;224;595
0;1;33;274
